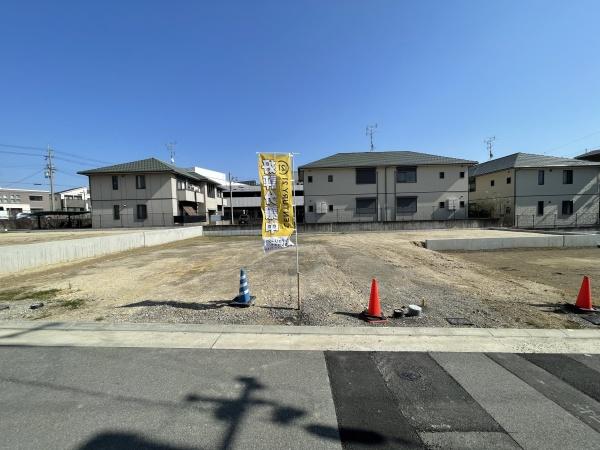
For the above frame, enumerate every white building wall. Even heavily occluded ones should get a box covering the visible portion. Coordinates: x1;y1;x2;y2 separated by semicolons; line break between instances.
514;167;599;227
303;165;470;223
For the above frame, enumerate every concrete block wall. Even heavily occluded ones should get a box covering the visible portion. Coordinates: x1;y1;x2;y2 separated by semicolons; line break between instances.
0;226;203;274
425;233;600;251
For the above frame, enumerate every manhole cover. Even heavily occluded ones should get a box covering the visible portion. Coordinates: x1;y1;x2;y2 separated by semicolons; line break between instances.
399;370;421;381
446;317;474;326
582;314;600;325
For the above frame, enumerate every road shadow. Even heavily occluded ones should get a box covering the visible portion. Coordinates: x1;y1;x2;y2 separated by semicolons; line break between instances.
78;432;199;450
0;321;60;339
120;300;230;311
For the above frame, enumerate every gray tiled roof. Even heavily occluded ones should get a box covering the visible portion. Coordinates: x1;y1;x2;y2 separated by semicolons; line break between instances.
78;157;209;182
470;153;600;177
576;148;600;160
299;151;476;169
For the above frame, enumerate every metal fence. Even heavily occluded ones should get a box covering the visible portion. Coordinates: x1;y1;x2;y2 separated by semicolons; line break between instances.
305;207;467;223
0;213;92;230
515;213;600;229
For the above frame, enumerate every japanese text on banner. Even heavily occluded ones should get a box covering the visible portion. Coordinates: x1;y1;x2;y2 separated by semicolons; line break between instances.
258;153;295;252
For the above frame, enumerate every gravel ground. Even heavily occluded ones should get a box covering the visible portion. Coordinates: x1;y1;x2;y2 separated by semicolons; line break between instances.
0;232;592;328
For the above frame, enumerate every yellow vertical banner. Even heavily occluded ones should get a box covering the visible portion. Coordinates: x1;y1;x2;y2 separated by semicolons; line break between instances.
258;153;295;252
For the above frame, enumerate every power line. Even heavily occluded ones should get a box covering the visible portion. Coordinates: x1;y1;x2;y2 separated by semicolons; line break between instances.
0;143;113;165
544;129;600;154
1;169;44;187
0;143;46;152
0;150;45;158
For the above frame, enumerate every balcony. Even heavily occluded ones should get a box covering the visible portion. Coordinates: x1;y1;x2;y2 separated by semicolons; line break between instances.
177;189;204;203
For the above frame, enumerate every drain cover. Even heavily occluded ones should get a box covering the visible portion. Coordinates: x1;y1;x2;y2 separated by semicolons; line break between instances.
582;315;600;325
446;317;474;326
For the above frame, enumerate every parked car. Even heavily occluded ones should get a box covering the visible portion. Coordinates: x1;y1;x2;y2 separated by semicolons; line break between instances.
15;212;32;220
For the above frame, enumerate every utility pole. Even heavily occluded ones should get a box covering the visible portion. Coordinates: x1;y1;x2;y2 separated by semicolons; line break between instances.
366;124;378;152
484;136;496;160
167;141;177;164
45;145;56;211
229;172;235;225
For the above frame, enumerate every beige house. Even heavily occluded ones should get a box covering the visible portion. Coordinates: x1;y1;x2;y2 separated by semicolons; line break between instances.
79;158;225;228
469;153;600;227
0;188;52;217
299;151;476;223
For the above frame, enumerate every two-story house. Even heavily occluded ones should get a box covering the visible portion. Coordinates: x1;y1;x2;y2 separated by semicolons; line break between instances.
298;151;476;223
79;158;225;228
469;153;600;227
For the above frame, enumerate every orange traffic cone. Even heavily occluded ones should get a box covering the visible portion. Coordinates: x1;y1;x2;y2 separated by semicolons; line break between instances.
359;279;387;323
575;276;596;311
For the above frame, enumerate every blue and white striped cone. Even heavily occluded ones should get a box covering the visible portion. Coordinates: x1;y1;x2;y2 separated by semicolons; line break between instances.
230;268;255;307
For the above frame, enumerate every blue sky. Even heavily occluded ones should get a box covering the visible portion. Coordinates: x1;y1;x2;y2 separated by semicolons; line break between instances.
1;0;600;189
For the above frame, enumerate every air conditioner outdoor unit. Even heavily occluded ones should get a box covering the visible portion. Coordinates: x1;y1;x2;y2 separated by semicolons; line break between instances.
446;198;459;211
316;201;328;214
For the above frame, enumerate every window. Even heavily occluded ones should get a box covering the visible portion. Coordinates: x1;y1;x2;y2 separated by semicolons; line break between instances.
307;176;313;183
29;195;43;201
308;205;314;213
537;201;544;216
490;180;495;187
439;171;445;179
459;200;465;208
177;179;186;190
538;170;545;185
356;168;376;184
328;175;333;182
396;196;417;213
113;205;120;220
112;175;118;190
439;201;445;209
328;204;333;212
136;204;147;220
563;170;573;184
136;175;146;189
460;171;465;178
356;197;376;214
469;177;476;192
396;166;417;183
506;177;511;184
207;184;216;198
562;200;574;215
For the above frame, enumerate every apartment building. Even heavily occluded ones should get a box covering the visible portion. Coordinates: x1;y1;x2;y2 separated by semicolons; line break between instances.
0;188;52;217
79;158;225;228
298;151;476;223
54;186;90;212
469;153;600;227
228;181;304;224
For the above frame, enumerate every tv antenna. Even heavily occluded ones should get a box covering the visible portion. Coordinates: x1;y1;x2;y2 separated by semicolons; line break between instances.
366;124;378;152
484;136;496;160
167;141;177;164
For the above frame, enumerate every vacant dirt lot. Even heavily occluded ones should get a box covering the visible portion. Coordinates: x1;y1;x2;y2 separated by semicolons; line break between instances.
0;230;594;328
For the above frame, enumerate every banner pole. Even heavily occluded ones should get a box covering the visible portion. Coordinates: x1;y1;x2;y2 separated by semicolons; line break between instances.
291;153;301;311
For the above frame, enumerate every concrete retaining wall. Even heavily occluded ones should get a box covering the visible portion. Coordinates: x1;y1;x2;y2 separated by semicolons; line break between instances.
203;218;500;236
426;233;600;251
0;226;203;274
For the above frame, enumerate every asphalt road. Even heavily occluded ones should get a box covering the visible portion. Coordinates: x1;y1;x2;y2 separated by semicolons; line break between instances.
1;347;600;449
